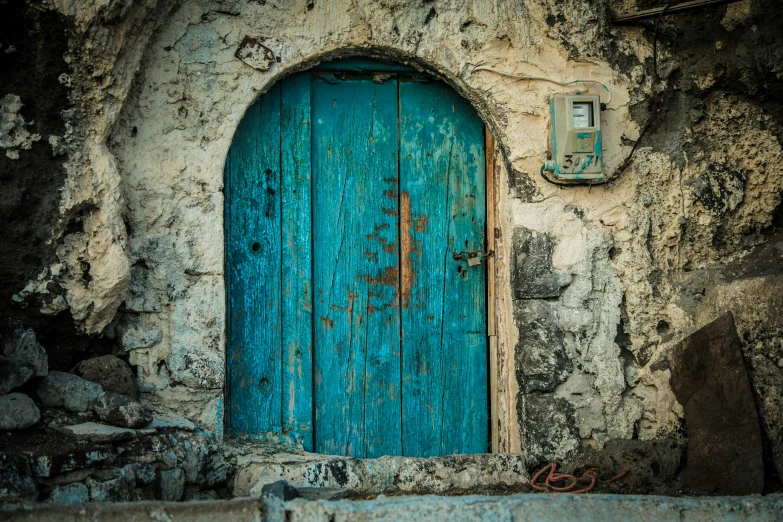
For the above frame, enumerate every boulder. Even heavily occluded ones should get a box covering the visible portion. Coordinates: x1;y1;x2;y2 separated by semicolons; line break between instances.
3;324;47;376
0;357;34;395
0;393;40;430
73;355;138;399
93;392;152;429
38;371;103;412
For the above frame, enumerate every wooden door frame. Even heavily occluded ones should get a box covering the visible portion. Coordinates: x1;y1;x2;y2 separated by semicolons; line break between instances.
485;131;498;454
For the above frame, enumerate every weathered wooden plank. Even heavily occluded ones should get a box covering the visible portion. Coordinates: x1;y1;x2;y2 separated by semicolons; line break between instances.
612;0;741;24
314;58;416;72
311;75;402;457
668;312;763;494
225;84;283;437
281;74;313;451
399;79;488;455
398;79;450;457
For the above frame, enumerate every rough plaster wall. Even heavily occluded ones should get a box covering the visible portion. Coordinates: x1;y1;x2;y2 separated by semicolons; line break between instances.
109;0;783;468
107;0;643;442
3;0;176;340
6;0;782;474
507;0;783;467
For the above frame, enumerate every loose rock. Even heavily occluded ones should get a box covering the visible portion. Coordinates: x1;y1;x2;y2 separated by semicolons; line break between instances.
58;422;137;442
73;355;138;399
149;412;197;431
0;455;39;502
157;468;185;501
38;371;103;412
86;475;130;502
3;324;47;376
45;482;89;504
93;391;152;428
0;392;40;430
183;486;219;501
31;447;114;479
261;479;300;500
0;357;34;395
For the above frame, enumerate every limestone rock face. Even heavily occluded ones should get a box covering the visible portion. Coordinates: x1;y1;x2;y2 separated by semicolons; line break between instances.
38;371;103;412
0;392;40;430
2;0;782;474
514;300;572;393
93;391;152;429
510;228;571;299
74;355;138;399
518;394;580;461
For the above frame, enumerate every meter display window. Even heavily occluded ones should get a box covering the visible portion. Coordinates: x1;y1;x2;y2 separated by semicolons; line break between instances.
572;102;594;128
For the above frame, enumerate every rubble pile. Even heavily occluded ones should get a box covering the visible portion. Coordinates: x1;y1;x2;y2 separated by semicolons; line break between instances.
0;322;228;504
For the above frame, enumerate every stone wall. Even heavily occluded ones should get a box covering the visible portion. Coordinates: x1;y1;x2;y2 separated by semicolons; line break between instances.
1;0;782;488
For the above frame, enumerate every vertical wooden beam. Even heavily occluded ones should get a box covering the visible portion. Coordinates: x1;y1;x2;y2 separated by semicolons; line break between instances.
485;130;499;454
400;79;487;456
225;86;283;438
281;74;313;451
311;76;402;457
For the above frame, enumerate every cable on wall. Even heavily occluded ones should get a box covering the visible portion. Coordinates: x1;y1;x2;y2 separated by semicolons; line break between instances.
471;65;613;108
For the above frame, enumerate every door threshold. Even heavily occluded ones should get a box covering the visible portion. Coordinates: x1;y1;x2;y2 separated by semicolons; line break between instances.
228;446;533;497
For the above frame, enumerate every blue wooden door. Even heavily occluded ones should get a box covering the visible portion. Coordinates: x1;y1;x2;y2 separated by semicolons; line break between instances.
225;60;487;457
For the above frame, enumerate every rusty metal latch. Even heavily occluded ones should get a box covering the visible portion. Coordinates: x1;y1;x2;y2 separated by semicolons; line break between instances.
452;249;494;267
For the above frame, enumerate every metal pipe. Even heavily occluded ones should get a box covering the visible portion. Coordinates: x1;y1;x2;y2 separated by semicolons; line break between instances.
613;0;744;24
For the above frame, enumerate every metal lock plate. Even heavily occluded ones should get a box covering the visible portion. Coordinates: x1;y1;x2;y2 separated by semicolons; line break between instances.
452;249;493;267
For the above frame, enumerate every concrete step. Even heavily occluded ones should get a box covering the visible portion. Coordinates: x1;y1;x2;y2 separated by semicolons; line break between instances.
4;494;783;522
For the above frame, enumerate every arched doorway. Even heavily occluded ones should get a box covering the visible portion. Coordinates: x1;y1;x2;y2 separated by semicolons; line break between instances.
225;58;488;458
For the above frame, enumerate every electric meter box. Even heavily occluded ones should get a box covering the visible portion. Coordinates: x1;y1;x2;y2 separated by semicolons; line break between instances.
545;94;604;180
